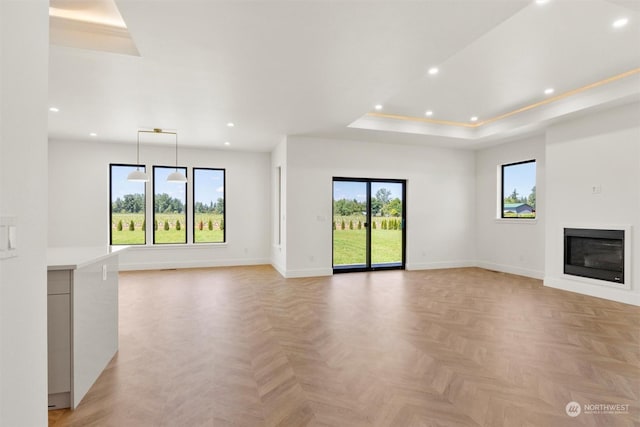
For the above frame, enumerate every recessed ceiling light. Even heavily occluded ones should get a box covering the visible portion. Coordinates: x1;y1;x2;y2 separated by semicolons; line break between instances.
227;122;235;127
544;88;555;95
89;132;97;137
224;141;230;146
49;107;59;112
425;110;433;117
535;0;550;4
428;67;439;75
470;116;479;122
374;104;383;111
613;17;629;29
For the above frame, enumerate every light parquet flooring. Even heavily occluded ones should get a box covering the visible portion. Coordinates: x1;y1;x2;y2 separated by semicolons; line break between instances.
49;266;640;427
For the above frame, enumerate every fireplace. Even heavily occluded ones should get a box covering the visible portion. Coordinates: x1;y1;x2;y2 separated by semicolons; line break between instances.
564;228;624;284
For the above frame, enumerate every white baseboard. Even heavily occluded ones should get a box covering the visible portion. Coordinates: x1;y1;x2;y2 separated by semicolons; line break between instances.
271;261;286;278
544;276;640;306
475;261;544;280
406;260;476;271
119;258;270;271
284;267;333;278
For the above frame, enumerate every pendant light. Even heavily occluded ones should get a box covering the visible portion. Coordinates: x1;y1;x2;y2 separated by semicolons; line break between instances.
165;129;187;183
127;130;149;182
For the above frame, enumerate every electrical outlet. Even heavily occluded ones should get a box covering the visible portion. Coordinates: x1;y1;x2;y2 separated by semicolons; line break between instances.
592;185;602;194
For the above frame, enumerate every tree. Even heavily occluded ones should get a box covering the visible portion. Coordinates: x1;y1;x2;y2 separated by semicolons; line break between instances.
376;188;391;205
208;219;213;230
357;220;362;230
332;221;336;230
370;197;382;216
528;186;536;208
504;189;519;204
349;220;354;230
164;221;170;231
372;221;377;229
175;220;181;231
198;221;204;230
213;197;224;215
117;220;123;231
219;219;224;231
154;219;158;230
129;220;135;231
341;219;345;230
154;193;184;214
384;198;402;217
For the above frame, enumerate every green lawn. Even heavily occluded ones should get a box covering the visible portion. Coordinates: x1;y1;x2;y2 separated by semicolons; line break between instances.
111;213;224;245
333;229;402;266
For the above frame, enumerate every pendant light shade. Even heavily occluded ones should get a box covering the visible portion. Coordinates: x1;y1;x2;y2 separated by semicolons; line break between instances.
127;130;149;182
127;169;149;182
167;129;187;183
167;171;188;183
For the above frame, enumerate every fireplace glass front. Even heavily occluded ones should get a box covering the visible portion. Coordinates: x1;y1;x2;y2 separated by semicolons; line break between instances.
564;228;624;284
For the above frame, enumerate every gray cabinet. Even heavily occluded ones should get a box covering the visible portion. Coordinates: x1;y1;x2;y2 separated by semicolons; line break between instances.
47;270;72;409
47;250;120;410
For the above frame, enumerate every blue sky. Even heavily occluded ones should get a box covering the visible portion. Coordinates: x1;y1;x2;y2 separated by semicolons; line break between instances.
333;181;403;202
111;166;224;203
193;169;224;204
111;166;146;199
503;162;536;199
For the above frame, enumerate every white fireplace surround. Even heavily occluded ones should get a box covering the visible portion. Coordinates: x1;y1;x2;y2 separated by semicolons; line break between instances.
561;224;631;291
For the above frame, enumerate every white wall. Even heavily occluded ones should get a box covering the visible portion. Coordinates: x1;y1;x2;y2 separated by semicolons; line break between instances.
475;135;546;278
544;102;640;306
48;139;271;270
284;136;477;277
270;139;287;275
0;1;49;425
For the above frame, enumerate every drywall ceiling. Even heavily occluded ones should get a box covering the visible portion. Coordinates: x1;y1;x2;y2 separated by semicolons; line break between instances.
47;0;640;150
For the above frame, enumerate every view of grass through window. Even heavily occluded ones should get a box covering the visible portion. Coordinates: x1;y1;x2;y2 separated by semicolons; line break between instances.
154;166;187;244
110;164;146;245
193;168;225;243
502;160;536;218
333;181;403;266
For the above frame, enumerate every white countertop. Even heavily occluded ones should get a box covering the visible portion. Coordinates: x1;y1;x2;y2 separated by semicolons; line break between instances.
47;246;127;270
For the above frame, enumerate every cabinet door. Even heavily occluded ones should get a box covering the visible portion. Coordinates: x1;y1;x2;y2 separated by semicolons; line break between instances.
48;294;71;393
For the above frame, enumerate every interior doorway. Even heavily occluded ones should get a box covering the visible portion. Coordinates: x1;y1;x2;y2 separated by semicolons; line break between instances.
332;178;406;273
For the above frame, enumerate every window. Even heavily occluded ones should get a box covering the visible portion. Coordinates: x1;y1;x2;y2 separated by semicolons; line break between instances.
501;159;536;219
110;164;146;245
153;166;187;244
193;168;225;243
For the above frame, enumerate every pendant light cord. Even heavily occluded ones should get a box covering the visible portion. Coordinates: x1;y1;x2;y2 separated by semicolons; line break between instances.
175;132;179;171
137;131;141;170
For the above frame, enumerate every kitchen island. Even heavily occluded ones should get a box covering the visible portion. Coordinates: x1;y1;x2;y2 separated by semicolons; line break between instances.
47;247;124;410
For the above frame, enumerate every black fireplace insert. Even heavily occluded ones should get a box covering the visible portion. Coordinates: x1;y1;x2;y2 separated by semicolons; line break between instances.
564;228;624;284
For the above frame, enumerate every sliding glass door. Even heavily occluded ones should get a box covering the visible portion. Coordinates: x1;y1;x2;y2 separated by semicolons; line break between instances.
333;178;405;272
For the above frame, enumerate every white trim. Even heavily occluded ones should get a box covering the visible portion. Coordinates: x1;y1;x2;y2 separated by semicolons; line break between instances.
406;260;476;271
116;243;228;251
544;276;640;306
494;218;538;224
271;261;286;278
476;261;544;279
284;267;333;278
119;257;269;271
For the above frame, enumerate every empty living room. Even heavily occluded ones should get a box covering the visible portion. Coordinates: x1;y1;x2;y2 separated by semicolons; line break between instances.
1;0;639;426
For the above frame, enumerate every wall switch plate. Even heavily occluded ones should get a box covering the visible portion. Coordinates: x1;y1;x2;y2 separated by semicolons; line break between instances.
8;226;16;249
0;226;7;251
0;216;17;260
592;185;602;194
102;265;108;281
